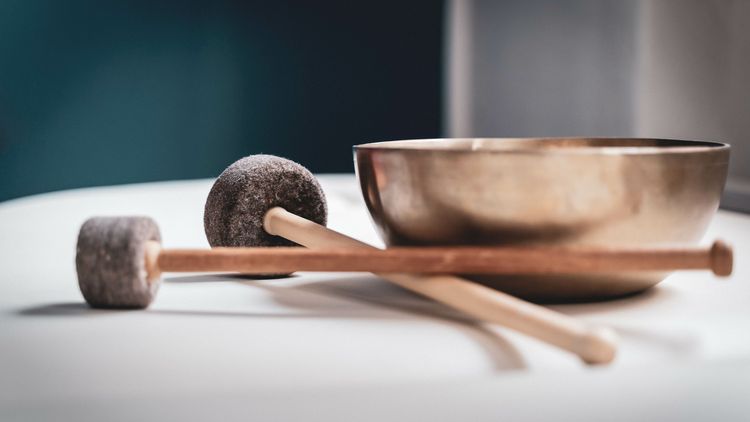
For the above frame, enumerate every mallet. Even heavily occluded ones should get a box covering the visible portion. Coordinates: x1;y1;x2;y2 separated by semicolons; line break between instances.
75;217;731;308
203;155;619;364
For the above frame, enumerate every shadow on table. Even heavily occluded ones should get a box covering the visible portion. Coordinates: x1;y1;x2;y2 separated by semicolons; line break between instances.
211;273;529;371
549;286;702;356
18;273;692;367
19;302;109;316
18;274;529;372
550;285;678;316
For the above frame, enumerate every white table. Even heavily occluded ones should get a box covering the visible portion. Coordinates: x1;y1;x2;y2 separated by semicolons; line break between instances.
1;175;749;421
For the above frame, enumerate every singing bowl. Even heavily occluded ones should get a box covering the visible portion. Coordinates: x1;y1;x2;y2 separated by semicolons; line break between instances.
354;138;730;302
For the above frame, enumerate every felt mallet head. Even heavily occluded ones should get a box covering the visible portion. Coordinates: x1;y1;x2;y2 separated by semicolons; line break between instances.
76;216;161;309
203;154;327;248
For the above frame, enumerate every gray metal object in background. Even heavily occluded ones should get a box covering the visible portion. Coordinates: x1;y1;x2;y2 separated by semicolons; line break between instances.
446;0;750;213
445;0;638;138
635;0;750;213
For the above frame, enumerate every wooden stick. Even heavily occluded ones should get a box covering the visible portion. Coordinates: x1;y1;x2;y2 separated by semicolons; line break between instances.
155;242;733;276
262;207;618;365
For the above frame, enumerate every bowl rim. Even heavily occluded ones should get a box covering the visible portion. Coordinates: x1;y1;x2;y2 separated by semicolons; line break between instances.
353;137;730;156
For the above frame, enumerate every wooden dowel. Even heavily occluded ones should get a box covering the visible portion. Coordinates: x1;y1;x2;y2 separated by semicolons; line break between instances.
262;207;618;365
155;242;732;276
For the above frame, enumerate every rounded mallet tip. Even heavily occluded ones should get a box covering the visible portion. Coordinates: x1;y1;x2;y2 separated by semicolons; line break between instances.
76;216;162;309
204;154;327;248
579;326;618;365
710;240;733;277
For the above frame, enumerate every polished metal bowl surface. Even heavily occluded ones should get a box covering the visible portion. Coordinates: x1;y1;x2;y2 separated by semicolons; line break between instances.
354;138;730;302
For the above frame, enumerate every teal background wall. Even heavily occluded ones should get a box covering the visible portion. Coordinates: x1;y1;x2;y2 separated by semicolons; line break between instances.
0;1;444;201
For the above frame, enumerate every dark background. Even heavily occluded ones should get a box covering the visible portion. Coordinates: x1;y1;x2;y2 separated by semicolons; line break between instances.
0;0;444;201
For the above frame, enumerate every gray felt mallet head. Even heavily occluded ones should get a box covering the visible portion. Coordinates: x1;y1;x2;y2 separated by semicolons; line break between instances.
204;154;328;248
76;216;162;309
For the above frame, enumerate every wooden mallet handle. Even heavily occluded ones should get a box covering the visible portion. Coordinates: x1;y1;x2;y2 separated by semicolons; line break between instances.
262;207;618;365
152;242;733;276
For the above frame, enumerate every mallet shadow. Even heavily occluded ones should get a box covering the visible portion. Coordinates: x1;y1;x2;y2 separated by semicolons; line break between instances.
164;272;676;320
305;278;694;356
282;276;691;359
550;286;701;355
17;302;406;320
19;273;529;372
177;273;529;371
19;272;680;367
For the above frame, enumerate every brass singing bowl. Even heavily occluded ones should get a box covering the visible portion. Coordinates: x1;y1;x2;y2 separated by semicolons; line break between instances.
354;138;730;302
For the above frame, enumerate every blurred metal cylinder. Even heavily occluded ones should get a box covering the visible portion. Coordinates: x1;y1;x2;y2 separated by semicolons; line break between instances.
446;0;750;212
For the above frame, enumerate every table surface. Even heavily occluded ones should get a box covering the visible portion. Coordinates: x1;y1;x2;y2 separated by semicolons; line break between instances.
1;175;749;421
